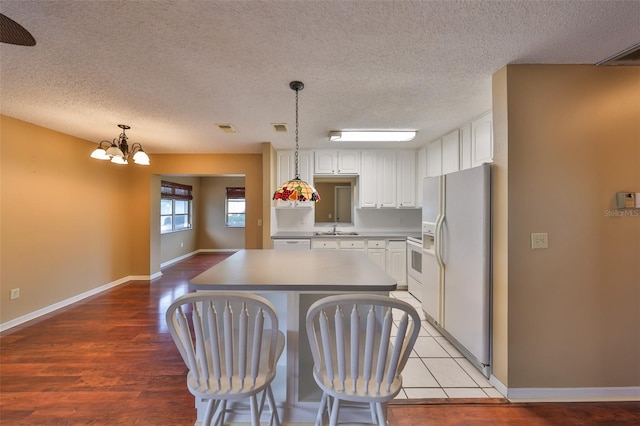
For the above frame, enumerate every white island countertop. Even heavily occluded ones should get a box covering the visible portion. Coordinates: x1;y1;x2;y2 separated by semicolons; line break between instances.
189;249;396;292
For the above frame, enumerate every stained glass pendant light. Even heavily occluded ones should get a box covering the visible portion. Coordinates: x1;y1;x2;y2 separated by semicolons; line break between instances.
273;81;320;203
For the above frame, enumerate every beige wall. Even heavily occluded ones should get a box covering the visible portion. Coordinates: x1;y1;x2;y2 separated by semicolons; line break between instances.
1;116;131;323
314;182;336;222
492;65;640;389
1;116;264;325
197;176;246;251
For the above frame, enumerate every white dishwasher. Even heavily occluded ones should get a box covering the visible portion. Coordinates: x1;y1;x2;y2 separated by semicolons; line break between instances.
272;239;311;250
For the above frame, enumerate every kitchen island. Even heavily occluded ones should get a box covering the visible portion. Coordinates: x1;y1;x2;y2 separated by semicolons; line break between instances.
189;249;397;424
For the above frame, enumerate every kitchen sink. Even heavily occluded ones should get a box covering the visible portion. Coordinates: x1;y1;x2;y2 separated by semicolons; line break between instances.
313;231;359;236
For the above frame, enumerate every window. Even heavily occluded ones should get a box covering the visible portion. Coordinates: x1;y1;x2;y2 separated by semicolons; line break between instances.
226;187;245;227
161;181;193;233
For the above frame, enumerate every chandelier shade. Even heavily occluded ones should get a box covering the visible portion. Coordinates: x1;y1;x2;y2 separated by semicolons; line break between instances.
273;177;321;202
90;124;150;165
273;81;320;203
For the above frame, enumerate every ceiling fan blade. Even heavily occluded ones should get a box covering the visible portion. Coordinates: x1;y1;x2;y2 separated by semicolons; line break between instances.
0;13;36;46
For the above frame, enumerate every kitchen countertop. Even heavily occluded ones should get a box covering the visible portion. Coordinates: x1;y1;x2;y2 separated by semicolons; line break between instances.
190;249;396;291
271;230;421;239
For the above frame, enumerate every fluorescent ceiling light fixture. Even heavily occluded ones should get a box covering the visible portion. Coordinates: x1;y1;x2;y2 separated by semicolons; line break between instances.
329;131;417;142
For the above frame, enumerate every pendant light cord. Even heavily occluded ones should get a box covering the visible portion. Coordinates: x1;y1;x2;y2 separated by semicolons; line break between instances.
294;86;300;179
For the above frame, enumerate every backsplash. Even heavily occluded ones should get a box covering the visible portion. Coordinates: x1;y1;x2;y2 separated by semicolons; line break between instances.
272;207;422;234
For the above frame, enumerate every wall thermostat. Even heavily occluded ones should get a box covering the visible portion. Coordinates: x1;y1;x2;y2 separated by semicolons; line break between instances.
616;192;637;209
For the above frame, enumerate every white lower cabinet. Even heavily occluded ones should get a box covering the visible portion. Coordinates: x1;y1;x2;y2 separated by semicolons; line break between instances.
311;239;338;250
312;238;407;288
366;240;386;270
338;239;366;252
386;240;407;288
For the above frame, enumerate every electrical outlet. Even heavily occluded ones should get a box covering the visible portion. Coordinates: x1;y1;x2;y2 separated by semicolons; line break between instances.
180;242;184;248
10;288;20;300
531;233;549;249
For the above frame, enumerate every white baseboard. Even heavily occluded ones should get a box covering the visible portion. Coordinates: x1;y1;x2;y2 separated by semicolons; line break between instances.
0;275;151;333
160;249;238;269
3;251;240;332
489;376;639;401
160;250;200;269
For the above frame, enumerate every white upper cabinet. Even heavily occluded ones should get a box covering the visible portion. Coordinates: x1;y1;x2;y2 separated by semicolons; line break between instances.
460;124;472;170
441;130;460;175
359;150;397;208
423;111;493;177
359;151;378;208
416;146;427;208
426;139;442;177
314;150;360;175
277;150;313;185
471;112;493;167
396;150;416;208
377;151;397;208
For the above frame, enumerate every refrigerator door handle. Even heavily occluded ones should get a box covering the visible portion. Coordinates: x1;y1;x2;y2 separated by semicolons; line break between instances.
434;214;445;268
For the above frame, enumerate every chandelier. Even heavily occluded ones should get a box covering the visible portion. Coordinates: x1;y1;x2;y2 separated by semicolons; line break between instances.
273;81;320;203
90;124;150;165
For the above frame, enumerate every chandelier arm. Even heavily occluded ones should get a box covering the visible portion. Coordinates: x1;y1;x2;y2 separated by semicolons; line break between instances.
129;142;144;154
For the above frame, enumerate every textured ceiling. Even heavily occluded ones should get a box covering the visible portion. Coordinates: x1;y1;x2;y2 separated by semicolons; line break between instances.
1;1;639;154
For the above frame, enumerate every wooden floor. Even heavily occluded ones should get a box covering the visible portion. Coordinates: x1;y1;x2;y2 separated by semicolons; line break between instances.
1;253;639;425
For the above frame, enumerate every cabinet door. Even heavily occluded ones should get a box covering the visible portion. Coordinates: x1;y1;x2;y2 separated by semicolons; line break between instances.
397;151;416;208
416;146;427;208
377;151;397;208
314;150;336;174
472;112;493;167
337;150;360;174
277;150;312;184
442;130;460;175
359;151;378;208
459;124;472;170
387;243;407;288
297;150;313;183
367;249;386;270
426;139;442;177
277;151;294;187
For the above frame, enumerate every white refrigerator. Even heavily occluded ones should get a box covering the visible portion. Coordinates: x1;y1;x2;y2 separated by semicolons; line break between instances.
421;164;491;374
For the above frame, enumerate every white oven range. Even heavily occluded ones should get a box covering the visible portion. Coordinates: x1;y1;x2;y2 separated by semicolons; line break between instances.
406;236;422;300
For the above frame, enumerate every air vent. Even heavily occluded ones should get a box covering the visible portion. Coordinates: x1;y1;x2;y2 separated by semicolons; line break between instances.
597;42;640;66
216;123;238;134
272;123;288;133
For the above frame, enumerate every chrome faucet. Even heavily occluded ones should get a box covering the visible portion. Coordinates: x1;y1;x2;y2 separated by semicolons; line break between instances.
332;223;337;234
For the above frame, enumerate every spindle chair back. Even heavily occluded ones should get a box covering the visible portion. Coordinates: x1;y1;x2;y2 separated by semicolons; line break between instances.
166;292;284;426
306;294;421;426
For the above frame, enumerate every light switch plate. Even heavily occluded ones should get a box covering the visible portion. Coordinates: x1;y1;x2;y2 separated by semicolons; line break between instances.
531;232;548;249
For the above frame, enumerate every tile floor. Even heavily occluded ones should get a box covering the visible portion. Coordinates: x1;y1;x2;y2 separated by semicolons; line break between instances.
390;290;504;399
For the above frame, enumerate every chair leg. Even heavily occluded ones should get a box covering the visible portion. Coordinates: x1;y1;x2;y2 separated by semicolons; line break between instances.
249;394;260;426
265;386;281;426
212;400;227;426
203;399;216;426
329;397;341;426
369;402;377;424
375;402;387;426
315;393;328;426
